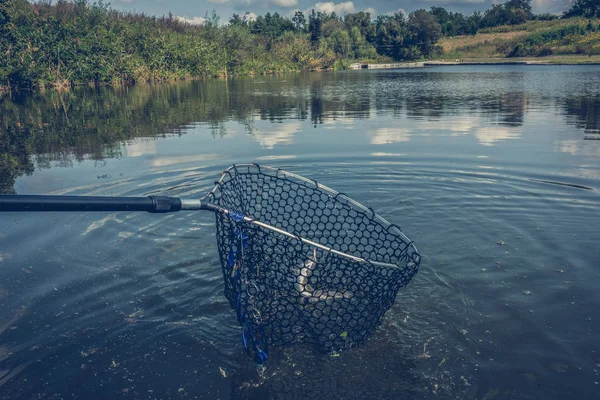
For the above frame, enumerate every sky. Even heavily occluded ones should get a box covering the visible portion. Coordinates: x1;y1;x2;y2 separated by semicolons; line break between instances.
107;0;574;24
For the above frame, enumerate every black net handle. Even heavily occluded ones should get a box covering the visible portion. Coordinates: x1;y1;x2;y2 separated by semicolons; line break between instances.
0;194;215;214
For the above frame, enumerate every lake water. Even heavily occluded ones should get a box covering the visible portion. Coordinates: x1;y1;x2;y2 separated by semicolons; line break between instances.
1;65;599;399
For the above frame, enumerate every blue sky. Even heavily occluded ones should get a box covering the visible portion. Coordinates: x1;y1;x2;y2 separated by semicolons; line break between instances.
108;0;573;24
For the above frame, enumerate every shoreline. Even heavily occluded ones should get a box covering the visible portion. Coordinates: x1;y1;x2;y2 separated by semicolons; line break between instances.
356;56;600;70
4;58;600;96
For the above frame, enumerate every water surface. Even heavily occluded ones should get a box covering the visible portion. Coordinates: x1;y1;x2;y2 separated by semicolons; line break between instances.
1;65;600;399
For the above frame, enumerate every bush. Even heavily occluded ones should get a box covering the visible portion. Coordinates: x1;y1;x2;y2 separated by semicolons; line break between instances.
537;46;553;56
509;42;531;57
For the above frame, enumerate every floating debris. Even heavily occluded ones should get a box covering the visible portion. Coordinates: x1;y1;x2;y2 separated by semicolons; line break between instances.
523;290;532;295
437;355;449;370
419;337;435;359
496;241;504;246
219;367;227;378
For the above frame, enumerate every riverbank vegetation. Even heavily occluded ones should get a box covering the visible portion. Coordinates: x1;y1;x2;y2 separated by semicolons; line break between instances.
441;17;600;59
1;0;600;92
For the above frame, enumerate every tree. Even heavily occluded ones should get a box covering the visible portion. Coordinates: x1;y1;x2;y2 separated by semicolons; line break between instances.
407;9;441;58
322;19;345;38
344;11;375;42
505;0;533;18
292;10;306;32
308;9;322;44
229;14;245;26
349;26;376;59
429;6;450;26
564;0;600;18
375;13;408;60
330;29;351;57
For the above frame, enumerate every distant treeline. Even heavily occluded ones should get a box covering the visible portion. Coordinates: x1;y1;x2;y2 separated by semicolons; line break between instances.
0;0;597;91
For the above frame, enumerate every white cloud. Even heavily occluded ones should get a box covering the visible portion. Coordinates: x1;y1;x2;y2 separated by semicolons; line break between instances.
233;0;255;6
175;15;206;25
271;0;298;6
386;8;407;18
474;126;521;146
125;140;156;157
364;7;376;16
251;121;301;149
208;0;230;3
368;128;412;145
555;140;600;157
243;12;257;22
151;154;219;167
311;2;356;15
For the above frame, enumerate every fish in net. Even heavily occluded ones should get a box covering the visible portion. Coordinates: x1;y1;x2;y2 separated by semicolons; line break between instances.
0;163;421;365
209;164;421;364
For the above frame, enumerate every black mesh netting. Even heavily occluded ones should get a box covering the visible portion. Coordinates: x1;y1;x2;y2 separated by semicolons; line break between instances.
209;164;421;361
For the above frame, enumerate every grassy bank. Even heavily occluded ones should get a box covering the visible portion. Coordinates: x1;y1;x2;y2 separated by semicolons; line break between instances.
439;18;600;59
0;1;351;92
430;55;600;64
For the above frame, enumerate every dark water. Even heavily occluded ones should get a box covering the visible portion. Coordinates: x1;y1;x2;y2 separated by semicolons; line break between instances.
1;66;599;399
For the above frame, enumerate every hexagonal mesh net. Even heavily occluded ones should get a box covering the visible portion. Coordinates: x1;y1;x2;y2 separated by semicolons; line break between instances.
209;164;421;363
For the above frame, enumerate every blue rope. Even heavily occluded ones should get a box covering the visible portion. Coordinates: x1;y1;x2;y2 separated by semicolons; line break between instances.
228;216;268;365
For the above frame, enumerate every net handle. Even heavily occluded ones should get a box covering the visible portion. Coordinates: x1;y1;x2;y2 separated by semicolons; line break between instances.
0;194;408;268
0;194;207;213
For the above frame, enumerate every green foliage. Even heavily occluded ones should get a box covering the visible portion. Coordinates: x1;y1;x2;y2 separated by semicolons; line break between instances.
531;13;560;21
292;11;307;32
429;0;539;37
430;7;481;36
3;0;580;90
309;10;322;44
508;24;592;57
408;10;442;59
375;13;408;60
344;11;375;42
481;3;529;28
564;0;600;19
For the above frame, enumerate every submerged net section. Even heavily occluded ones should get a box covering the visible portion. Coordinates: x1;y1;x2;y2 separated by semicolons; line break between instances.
210;164;420;363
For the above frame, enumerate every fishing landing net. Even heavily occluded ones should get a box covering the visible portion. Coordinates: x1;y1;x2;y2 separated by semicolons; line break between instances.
209;164;421;364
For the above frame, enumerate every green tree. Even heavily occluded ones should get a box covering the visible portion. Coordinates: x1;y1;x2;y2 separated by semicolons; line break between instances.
505;0;533;18
407;10;442;58
564;0;600;18
349;26;376;59
330;29;351;57
344;11;375;42
308;10;322;44
322;18;345;38
375;13;408;60
292;11;306;32
229;14;245;26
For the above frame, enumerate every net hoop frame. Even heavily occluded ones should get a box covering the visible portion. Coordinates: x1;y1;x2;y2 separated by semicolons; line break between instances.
208;163;420;270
